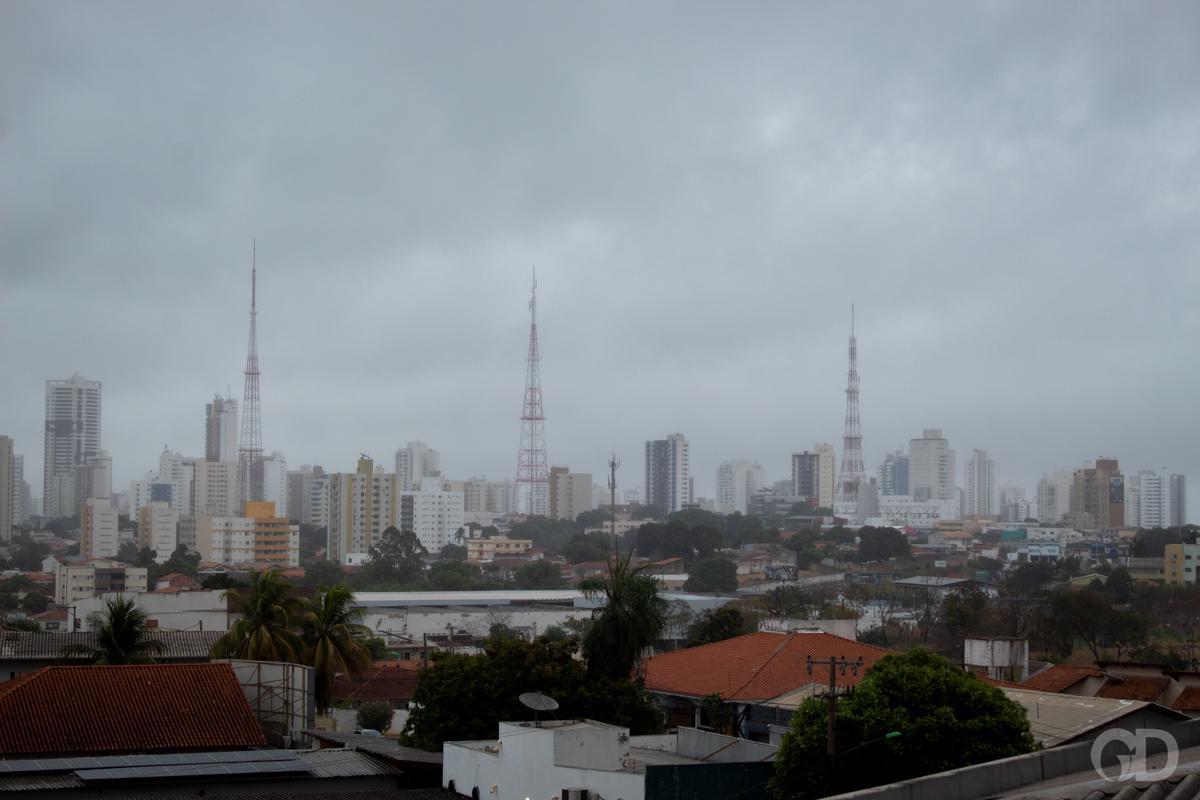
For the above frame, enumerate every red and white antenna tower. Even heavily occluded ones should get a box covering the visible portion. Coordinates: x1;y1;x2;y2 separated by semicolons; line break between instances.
836;304;865;513
516;268;549;515
238;242;264;508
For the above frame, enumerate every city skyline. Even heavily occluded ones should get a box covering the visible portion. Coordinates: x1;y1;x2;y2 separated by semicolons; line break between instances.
2;4;1198;512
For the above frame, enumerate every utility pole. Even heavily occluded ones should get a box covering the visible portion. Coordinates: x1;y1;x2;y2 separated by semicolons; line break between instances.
807;655;864;757
609;452;620;558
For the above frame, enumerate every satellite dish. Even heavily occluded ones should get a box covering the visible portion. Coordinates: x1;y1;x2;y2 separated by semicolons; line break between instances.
519;692;560;712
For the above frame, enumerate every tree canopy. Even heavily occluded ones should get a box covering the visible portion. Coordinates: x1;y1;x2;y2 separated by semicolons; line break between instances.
684;556;739;593
686;606;749;646
356;527;427;586
581;553;667;681
61;596;165;665
771;649;1036;798
402;635;661;749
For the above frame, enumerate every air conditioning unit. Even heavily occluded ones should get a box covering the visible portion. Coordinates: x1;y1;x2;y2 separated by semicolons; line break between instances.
562;789;590;800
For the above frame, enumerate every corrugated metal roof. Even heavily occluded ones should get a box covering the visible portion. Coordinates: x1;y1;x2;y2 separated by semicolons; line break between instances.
1001;687;1187;747
300;748;401;778
0;630;221;661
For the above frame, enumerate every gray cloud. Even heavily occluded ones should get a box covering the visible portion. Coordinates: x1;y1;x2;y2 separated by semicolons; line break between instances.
1;1;1198;509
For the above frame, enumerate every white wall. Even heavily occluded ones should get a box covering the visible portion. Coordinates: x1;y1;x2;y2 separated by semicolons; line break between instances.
74;590;229;632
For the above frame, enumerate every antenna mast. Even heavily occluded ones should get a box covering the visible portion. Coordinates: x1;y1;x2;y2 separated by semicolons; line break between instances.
835;304;865;520
516;268;549;515
238;241;264;508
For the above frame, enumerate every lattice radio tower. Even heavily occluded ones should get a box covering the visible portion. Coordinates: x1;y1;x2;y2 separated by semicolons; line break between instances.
238;243;264;508
516;269;549;515
836;304;865;509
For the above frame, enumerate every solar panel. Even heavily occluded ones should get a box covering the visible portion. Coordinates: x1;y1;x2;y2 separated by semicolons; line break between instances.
75;759;311;784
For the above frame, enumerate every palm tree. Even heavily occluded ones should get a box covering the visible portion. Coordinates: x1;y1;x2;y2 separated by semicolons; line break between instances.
302;584;373;712
581;552;668;681
61;596;165;665
211;569;307;662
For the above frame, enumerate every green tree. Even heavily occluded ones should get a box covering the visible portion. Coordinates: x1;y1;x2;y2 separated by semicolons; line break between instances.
61;596;165;665
581;553;668;681
301;558;345;588
4;619;41;632
939;587;989;646
357;700;392;732
401;635;661;749
426;561;485;590
685;556;738;593
161;544;200;578
439;543;468;562
202;574;248;590
771;649;1036;798
575;508;612;529
565;532;613;564
364;636;391;660
686;606;748;646
513;560;566;589
303;584;373;712
211;569;307;662
357;527;427;586
856;527;910;562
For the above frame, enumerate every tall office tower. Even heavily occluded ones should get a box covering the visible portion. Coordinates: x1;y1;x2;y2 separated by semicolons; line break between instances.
0;436;12;542
399;481;466;553
548;467;595;521
1036;470;1072;523
516;270;549;515
645;433;690;514
963;449;998;518
326;456;400;564
879;450;910;496
1070;458;1124;530
205;395;238;463
11;453;26;529
835;307;866;517
238;251;264;507
716;459;766;515
909;429;956;502
43;373;102;519
138;501;179;563
262;451;288;518
1171;474;1187;527
395;442;441;491
1125;469;1187;529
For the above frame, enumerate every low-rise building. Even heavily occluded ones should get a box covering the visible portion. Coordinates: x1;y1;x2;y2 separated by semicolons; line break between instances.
193;501;299;567
443;721;776;800
466;538;533;563
1165;542;1200;585
54;559;149;606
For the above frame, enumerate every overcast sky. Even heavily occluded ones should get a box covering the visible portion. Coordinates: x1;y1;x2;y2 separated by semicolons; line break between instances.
2;2;1198;512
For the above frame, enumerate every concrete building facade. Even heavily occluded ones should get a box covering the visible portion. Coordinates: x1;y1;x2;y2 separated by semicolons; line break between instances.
194;501;299;567
327;457;399;564
395;441;440;491
138;501;179;562
717;458;765;515
879;450;910;496
548;467;594;521
43;374;102;519
204;394;238;463
0;436;11;542
645;433;690;514
398;482;465;553
909;428;956;502
1070;458;1124;530
963;448;998;518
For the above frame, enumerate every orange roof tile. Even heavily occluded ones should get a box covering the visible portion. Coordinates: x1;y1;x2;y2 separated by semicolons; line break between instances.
0;663;266;757
333;660;424;703
1096;676;1171;702
1171;687;1200;712
1020;664;1104;693
643;631;889;702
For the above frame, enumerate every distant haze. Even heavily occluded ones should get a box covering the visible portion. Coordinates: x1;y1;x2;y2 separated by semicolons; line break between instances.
1;2;1197;511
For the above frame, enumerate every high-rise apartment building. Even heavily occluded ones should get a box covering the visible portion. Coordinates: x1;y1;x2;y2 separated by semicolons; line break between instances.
138;501;179;562
205;395;238;463
327;456;399;564
1171;474;1187;527
999;486;1031;523
879;451;910;496
262;451;288;518
194;460;241;516
963;449;998;518
1126;469;1187;529
80;497;119;560
395;442;441;491
1070;458;1124;530
0;436;12;541
287;464;328;526
13;455;32;526
790;445;836;509
716;459;765;515
1036;471;1072;523
548;467;594;521
399;481;465;553
463;478;517;516
645;433;690;514
43;374;102;519
908;429;956;502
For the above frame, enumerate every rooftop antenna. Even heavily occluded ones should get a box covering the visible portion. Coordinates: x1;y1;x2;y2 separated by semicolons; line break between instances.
609;452;620;557
519;692;559;727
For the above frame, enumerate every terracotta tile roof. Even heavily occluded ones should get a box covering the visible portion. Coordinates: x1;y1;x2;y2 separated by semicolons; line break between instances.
0;663;266;756
643;631;889;702
1020;664;1104;693
333;660;424;703
1096;676;1171;702
1171;687;1200;712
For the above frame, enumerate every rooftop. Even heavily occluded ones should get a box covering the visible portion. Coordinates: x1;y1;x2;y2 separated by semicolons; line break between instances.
0;663;266;757
0;629;221;661
643;631;889;702
1021;663;1105;693
1000;687;1188;747
333;659;424;703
